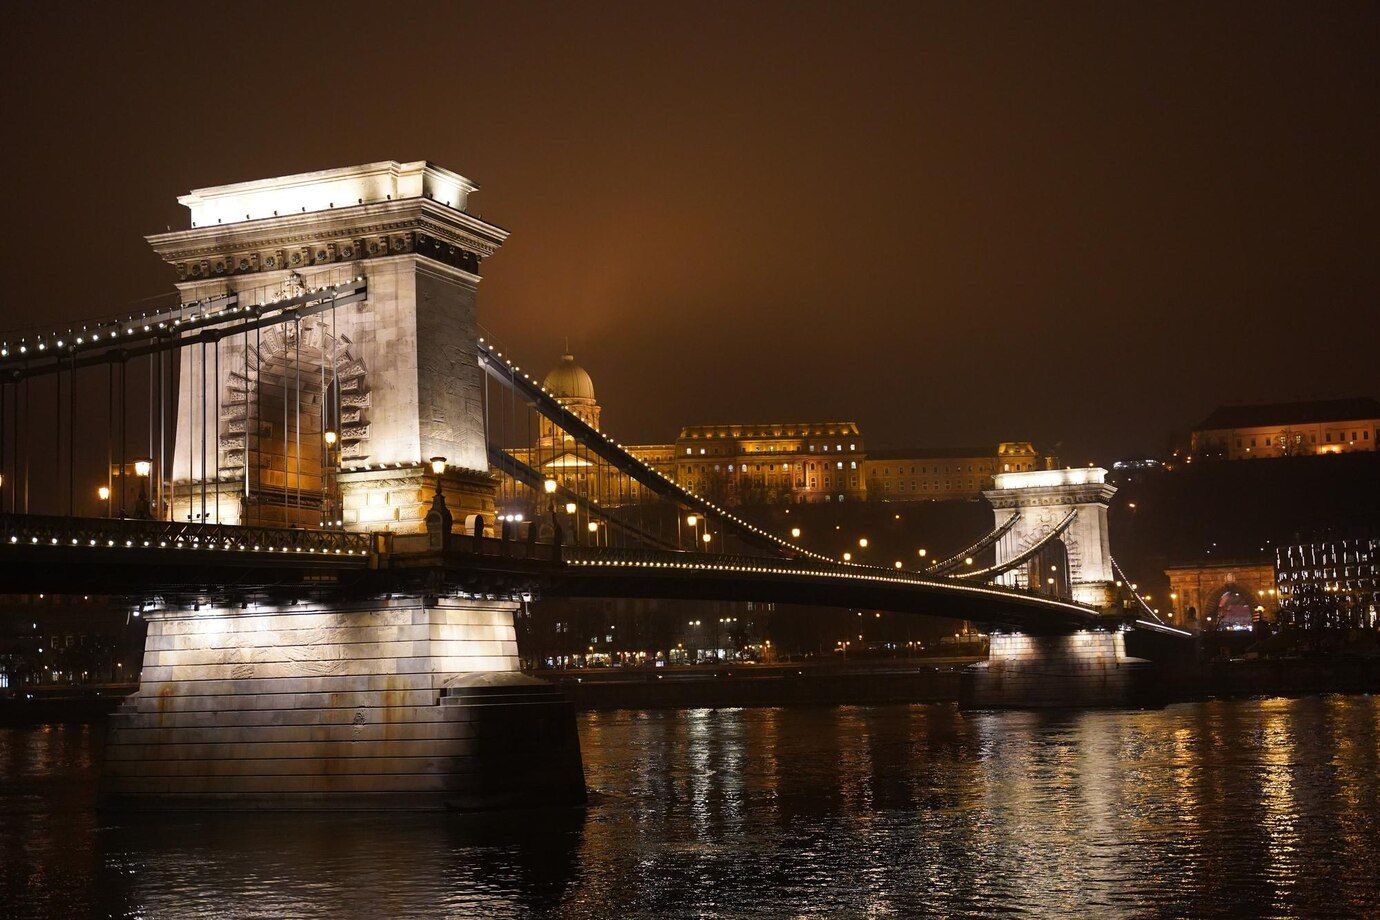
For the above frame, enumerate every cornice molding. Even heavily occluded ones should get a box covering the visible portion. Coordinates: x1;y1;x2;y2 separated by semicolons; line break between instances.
145;199;507;282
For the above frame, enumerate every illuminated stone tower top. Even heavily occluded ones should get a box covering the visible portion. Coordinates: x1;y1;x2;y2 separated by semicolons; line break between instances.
147;161;507;527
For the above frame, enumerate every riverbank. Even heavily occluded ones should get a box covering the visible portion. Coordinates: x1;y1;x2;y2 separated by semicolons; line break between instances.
0;686;131;726
1207;656;1380;697
5;656;1379;722
540;659;971;709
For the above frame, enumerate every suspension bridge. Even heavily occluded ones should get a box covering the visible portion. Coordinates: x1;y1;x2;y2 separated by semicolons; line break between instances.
0;161;1186;810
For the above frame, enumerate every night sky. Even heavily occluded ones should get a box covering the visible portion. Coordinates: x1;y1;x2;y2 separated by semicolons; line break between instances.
2;2;1376;463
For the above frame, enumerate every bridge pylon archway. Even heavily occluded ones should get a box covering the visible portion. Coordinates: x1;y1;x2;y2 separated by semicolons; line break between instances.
146;160;508;533
983;468;1119;610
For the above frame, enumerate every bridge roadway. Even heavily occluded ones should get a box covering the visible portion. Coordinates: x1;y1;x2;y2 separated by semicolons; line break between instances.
0;513;1136;634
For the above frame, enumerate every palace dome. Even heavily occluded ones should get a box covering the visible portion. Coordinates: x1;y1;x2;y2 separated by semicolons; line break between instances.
543;352;596;402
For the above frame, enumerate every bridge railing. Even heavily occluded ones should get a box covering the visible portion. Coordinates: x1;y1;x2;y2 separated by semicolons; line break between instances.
380;526;1103;608
0;513;373;560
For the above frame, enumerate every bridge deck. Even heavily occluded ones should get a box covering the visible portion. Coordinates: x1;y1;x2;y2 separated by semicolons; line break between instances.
0;515;1124;633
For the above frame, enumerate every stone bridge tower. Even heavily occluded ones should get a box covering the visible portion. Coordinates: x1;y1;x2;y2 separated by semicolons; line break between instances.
983;467;1119;610
965;467;1158;709
106;164;585;811
146;161;507;531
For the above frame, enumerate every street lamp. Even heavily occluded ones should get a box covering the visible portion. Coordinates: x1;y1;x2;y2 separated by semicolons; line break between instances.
858;537;868;548
917;548;927;558
133;457;153;518
791;527;801;539
324;430;338;447
702;532;712;544
425;457;450;542
544;479;558;494
565;501;577;515
843;552;852;562
427;457;448;512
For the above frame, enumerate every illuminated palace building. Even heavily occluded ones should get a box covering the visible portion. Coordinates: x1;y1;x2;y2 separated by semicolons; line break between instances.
512;352;1053;505
1191;397;1380;460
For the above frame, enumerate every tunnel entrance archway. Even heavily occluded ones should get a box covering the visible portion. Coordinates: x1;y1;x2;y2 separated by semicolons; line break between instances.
1206;585;1255;631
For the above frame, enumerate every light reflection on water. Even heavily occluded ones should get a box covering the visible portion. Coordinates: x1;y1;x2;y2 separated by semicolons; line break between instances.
3;697;1380;918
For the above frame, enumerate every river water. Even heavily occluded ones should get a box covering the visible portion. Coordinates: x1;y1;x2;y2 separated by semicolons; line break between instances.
3;697;1379;919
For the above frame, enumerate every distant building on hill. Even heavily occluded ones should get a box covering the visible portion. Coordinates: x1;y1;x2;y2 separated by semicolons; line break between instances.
514;351;1053;505
1190;397;1380;460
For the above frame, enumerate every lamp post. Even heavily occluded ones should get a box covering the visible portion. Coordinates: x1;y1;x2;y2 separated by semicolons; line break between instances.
98;485;111;518
133;457;153;519
322;431;339;526
425;457;452;549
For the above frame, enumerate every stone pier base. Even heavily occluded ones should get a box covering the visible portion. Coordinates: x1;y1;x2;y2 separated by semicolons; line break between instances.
102;597;585;810
960;630;1160;709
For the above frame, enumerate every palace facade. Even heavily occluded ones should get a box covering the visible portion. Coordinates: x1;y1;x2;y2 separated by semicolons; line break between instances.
1191;397;1380;460
511;352;1053;506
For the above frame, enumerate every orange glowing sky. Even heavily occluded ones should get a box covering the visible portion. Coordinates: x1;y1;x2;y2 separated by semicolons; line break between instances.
2;2;1376;462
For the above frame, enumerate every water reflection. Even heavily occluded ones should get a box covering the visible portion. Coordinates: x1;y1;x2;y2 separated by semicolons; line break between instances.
3;698;1380;918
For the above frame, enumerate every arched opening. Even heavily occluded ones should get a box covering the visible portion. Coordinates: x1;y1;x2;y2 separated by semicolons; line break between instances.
1206;585;1255;631
222;321;368;527
1026;537;1072;599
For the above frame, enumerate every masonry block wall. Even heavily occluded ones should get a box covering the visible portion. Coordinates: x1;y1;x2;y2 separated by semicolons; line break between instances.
960;630;1159;709
103;597;585;810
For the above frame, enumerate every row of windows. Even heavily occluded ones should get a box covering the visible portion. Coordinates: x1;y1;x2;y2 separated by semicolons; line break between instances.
1236;429;1373;448
874;463;991;475
879;481;972;492
679;460;861;474
685;442;862;456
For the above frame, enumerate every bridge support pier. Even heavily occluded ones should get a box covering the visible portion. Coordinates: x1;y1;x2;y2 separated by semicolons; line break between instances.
102;596;585;811
960;629;1160;709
